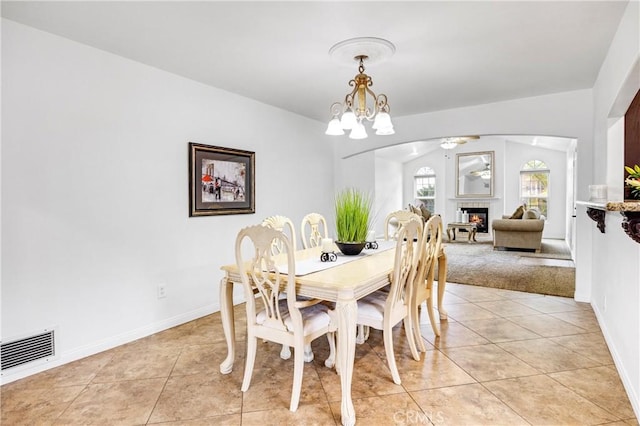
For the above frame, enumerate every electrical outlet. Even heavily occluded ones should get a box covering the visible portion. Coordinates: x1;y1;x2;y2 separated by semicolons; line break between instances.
157;283;167;299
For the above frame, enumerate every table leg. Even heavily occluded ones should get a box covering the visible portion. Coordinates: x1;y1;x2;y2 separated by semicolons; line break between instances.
437;251;448;320
472;229;477;242
336;294;358;426
219;277;236;374
446;228;452;242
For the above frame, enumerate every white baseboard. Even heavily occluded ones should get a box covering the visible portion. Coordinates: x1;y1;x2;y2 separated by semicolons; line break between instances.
592;302;640;420
0;304;218;386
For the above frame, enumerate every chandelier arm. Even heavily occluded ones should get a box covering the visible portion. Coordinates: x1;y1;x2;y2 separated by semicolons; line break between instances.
344;90;357;110
375;94;389;113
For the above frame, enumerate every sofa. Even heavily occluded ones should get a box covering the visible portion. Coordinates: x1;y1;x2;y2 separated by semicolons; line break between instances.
492;206;545;252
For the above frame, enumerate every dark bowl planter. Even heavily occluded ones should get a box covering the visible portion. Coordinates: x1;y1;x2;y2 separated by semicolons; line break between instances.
335;241;366;256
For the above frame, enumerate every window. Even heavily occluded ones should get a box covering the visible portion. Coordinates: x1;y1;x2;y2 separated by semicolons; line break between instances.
520;160;549;216
414;166;436;212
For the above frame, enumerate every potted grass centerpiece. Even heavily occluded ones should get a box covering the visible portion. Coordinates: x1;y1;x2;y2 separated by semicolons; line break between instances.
334;188;372;255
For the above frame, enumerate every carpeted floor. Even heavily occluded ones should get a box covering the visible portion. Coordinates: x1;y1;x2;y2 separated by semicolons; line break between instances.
441;237;575;297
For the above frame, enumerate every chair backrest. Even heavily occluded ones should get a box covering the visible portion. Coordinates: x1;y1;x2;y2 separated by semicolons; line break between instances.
300;213;328;249
235;224;300;332
416;215;443;290
386;217;424;313
384;210;422;240
262;215;297;255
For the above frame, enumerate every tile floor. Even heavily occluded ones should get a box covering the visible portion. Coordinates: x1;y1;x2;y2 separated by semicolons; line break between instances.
2;283;638;425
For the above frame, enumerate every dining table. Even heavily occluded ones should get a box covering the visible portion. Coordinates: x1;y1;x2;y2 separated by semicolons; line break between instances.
218;241;448;426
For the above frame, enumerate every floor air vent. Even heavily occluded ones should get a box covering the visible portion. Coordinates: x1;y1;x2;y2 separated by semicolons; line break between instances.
1;330;56;371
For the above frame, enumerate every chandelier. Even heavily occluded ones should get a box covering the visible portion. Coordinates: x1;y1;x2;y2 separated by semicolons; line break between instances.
325;47;394;139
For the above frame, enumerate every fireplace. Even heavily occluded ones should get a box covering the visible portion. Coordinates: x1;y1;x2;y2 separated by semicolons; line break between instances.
464;207;489;233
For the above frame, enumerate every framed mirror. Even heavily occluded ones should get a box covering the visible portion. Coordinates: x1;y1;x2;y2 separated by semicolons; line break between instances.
456;151;494;198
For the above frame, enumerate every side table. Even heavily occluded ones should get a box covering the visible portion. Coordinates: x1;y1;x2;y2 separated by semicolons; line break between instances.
446;222;477;243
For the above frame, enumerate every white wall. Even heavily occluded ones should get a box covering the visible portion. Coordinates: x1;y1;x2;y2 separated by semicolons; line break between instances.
589;0;640;416
1;20;334;383
373;156;402;238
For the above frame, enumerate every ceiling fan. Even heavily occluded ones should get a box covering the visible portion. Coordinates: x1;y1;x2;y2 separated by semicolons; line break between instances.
470;162;492;179
440;135;480;149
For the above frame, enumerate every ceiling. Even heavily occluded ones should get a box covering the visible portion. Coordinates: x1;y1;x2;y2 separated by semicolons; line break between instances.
1;1;629;125
374;135;576;163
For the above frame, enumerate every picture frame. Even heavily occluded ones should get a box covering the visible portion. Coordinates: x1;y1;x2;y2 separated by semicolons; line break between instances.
456;151;494;198
189;142;255;216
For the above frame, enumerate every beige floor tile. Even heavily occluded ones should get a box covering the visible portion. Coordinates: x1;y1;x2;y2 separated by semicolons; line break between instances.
441;303;498;322
550;366;636;419
240;364;327;412
545;295;592;310
55;378;166;425
1;385;85;425
484;374;619;424
92;346;182;382
459;317;541;342
550;332;614;365
2;351;115;391
148;373;243;422
316;345;404;401
148;414;241;425
497;338;599;373
438;291;468;305
442;344;539;381
411;383;529;425
475;299;544;317
329;393;423;426
366;326;428;361
444;285;507;302
548;309;601;330
171;343;221;376
507;313;588;337
395;349;477;391
423;321;490;349
514;296;582;314
242;403;336;426
496;289;546;300
3;283;635;426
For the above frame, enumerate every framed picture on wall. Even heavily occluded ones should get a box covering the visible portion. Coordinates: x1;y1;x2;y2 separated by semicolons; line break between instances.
189;142;255;216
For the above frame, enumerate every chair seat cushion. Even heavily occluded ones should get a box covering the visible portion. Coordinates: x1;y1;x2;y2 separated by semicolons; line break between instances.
356;290;388;322
256;301;331;335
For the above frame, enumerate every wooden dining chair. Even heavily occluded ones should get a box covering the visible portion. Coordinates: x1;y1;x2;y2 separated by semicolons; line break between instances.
410;215;444;353
355;216;422;385
384;210;422;240
356;209;421;344
262;215;306;360
235;224;335;412
300;212;328;249
262;215;297;255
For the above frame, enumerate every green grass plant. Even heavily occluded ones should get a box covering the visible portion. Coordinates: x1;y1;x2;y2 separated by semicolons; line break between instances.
334;188;372;242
